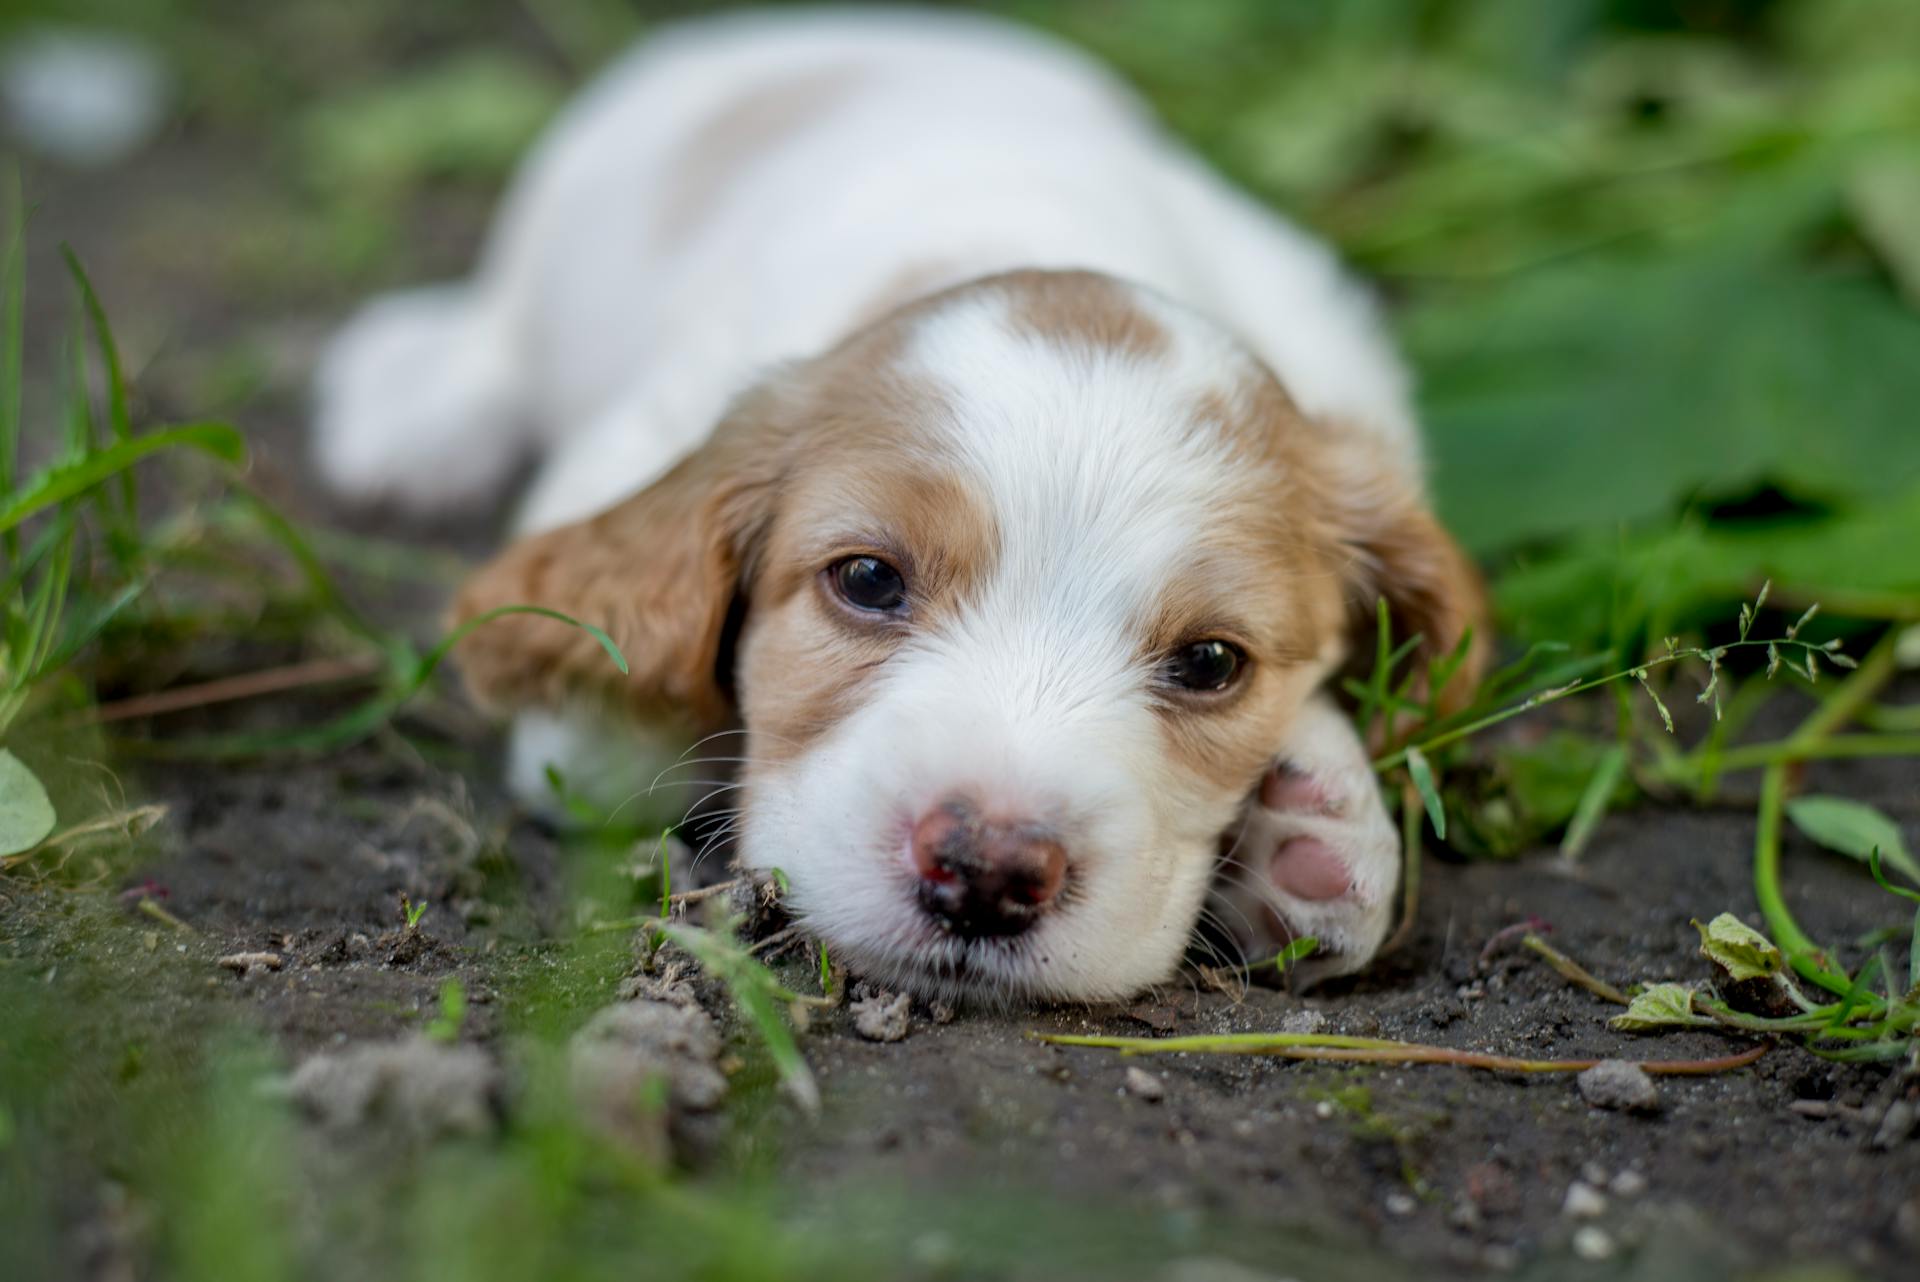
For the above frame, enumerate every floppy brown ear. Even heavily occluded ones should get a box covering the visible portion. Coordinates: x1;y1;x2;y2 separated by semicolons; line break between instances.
450;412;781;732
1308;428;1491;716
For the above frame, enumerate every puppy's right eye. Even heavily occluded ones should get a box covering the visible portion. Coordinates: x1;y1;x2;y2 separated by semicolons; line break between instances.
828;556;908;613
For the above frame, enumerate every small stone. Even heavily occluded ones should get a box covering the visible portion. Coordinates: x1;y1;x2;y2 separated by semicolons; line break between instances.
1123;1066;1165;1102
1561;1181;1608;1220
1448;1198;1482;1231
216;951;283;978
1609;1169;1648;1198
1579;1160;1608;1188
850;988;911;1042
1577;1059;1660;1112
1571;1226;1615;1261
1279;1009;1327;1036
1313;1100;1336;1120
1384;1192;1417;1217
287;1036;499;1140
1871;1098;1918;1150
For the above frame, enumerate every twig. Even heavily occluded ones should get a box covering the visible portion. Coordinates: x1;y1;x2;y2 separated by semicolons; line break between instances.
748;924;802;957
579;878;757;937
66;655;383;727
1521;933;1629;1005
137;897;194;933
1032;1030;1768;1076
667;877;746;907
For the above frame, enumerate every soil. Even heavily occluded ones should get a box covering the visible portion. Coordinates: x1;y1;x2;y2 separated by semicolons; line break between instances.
4;106;1919;1282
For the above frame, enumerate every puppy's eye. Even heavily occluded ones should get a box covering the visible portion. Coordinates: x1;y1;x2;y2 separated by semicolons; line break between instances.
1162;640;1244;693
828;556;908;613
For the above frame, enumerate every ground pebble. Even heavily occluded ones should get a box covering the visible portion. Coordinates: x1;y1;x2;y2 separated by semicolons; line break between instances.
1384;1192;1417;1217
1609;1169;1648;1198
1561;1182;1608;1220
1571;1226;1616;1261
1124;1066;1165;1103
1279;1009;1327;1036
1871;1097;1917;1150
569;999;727;1161
287;1035;499;1140
850;988;911;1042
1577;1059;1660;1112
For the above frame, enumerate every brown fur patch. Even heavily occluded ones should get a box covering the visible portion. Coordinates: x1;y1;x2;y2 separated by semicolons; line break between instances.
451;287;990;752
997;269;1170;359
653;67;862;247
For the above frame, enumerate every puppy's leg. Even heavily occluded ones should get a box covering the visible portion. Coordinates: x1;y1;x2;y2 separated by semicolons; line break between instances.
506;708;701;829
312;284;528;513
1212;692;1400;988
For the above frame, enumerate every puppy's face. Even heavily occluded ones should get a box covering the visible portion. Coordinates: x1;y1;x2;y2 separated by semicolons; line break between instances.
457;272;1482;1002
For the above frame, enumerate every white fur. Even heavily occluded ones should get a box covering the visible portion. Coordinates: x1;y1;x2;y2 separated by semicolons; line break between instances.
314;8;1417;999
314;8;1416;531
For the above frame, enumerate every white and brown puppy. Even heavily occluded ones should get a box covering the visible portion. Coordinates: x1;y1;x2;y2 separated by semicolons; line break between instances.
314;10;1486;1002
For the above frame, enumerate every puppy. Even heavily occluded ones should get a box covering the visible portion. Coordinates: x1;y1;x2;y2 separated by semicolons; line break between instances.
314;10;1487;1002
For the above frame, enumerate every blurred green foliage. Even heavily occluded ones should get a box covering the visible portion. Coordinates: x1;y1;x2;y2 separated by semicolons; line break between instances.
17;0;1914;645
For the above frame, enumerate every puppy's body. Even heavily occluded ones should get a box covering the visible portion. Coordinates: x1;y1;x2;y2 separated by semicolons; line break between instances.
316;10;1484;1001
318;10;1416;527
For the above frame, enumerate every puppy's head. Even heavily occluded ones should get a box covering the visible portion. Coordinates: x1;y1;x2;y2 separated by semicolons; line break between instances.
456;271;1484;1002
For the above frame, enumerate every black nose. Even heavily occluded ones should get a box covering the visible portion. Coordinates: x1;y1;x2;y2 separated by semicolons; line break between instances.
909;798;1067;938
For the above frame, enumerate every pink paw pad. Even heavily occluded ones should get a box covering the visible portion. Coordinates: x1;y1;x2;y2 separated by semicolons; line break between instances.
1267;836;1352;902
1259;763;1346;818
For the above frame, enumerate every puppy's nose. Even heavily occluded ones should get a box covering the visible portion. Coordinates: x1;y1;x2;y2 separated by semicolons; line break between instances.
908;797;1067;937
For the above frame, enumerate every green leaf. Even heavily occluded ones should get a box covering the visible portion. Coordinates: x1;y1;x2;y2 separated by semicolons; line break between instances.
1850;149;1920;309
1414;259;1920;556
1274;936;1319;970
1692;912;1784;983
1786;795;1920;888
1610;982;1708;1031
1404;746;1445;840
0;748;55;856
0;422;246;535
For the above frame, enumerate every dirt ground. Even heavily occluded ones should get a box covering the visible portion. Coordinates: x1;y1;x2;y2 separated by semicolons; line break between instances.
6;122;1920;1282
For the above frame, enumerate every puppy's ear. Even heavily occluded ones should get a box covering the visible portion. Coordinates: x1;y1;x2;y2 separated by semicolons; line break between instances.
450;398;784;731
1307;428;1491;715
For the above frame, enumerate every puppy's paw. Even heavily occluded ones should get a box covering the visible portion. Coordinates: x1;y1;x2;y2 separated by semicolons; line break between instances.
312;285;524;512
1211;704;1400;987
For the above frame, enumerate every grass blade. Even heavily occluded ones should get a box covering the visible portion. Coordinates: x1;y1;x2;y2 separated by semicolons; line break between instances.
1560;743;1628;860
61;247;139;556
1404;746;1445;840
0;422;245;535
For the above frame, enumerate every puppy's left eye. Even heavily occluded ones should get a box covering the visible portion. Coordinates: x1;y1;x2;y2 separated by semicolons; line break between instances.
1162;640;1244;693
828;555;908;613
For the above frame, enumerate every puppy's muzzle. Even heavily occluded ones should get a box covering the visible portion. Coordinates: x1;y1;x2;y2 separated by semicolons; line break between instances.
909;797;1066;938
